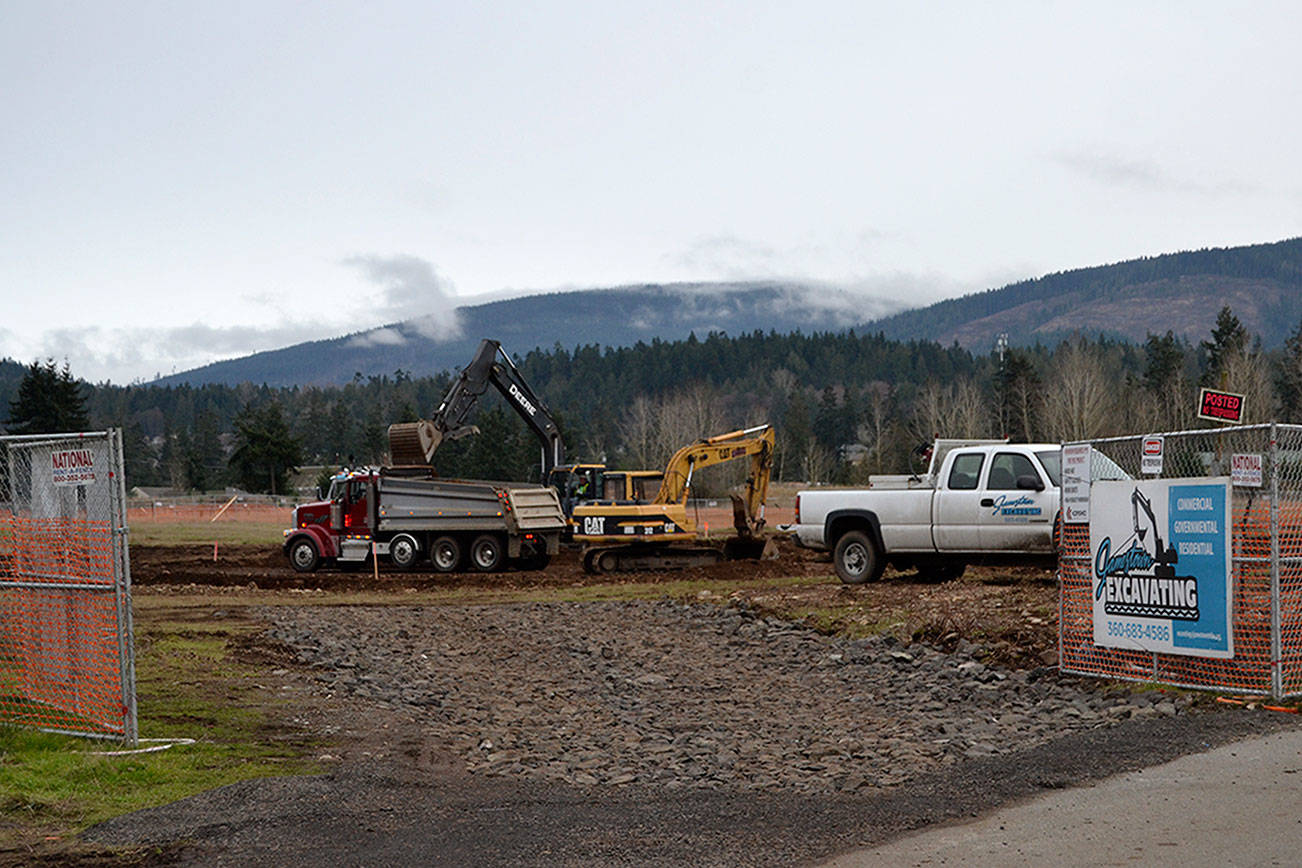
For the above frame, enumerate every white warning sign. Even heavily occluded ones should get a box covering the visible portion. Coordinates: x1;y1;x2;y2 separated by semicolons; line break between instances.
51;448;96;486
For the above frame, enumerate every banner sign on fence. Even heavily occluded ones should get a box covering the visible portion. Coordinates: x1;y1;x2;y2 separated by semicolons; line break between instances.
51;448;96;486
1061;444;1091;524
1090;477;1233;659
1198;388;1245;424
1230;453;1263;487
1140;436;1164;476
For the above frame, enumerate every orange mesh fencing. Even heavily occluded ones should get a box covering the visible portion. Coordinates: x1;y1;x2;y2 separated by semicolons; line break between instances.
126;501;286;525
0;432;135;740
1060;425;1302;699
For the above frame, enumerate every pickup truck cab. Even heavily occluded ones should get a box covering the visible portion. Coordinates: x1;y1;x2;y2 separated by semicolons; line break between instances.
786;442;1069;583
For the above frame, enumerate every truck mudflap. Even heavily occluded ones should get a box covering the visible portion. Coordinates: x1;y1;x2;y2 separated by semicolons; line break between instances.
506;486;567;531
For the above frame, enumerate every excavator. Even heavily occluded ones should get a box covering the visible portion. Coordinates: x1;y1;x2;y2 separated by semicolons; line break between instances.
388;338;566;475
572;424;777;573
387;338;608;531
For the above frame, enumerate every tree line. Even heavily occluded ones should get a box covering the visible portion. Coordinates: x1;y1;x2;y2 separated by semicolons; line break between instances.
7;306;1302;493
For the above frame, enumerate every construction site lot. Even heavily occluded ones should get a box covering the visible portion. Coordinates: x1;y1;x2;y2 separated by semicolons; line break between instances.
8;509;1300;867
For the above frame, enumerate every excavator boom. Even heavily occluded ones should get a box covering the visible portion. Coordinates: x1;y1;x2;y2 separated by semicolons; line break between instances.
654;424;774;537
388;339;565;477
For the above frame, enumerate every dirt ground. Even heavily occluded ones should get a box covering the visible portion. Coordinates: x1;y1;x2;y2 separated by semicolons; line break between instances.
12;540;1288;866
128;539;1062;668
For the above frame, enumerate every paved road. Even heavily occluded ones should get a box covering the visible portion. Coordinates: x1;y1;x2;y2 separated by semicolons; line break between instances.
820;725;1302;867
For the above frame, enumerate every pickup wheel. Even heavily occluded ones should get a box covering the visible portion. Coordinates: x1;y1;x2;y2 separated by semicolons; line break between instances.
287;538;320;573
469;534;505;572
430;536;462;573
389;534;421;571
834;530;883;584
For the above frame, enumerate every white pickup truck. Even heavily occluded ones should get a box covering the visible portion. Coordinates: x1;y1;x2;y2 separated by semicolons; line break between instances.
785;442;1092;583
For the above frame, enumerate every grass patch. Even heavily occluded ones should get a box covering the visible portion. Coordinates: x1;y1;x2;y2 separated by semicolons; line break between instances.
128;520;284;547
0;612;323;850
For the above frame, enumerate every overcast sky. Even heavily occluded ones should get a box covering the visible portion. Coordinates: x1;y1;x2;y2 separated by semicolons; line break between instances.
3;1;1299;384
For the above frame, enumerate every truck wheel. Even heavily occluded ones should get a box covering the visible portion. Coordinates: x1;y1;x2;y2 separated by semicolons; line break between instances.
834;531;883;584
288;538;320;573
389;534;421;571
469;534;504;572
430;536;462;573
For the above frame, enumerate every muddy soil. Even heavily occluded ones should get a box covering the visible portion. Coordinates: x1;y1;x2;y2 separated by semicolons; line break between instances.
50;540;1291;866
72;558;1296;868
127;539;817;590
130;539;1061;668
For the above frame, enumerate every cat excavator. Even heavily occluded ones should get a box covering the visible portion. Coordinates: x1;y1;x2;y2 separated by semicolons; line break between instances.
572;424;777;573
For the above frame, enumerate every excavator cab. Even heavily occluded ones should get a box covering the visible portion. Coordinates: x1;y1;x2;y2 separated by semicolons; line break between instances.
546;463;608;517
596;471;664;504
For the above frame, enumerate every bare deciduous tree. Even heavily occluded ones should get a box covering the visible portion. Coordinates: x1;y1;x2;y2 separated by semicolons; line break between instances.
912;377;990;442
1220;345;1276;423
1041;340;1115;441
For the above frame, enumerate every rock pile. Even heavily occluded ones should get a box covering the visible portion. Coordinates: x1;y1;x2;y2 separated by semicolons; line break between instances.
262;600;1192;792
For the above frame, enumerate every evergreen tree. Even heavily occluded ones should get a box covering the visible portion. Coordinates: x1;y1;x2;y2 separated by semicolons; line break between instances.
996;350;1039;441
1142;331;1189;430
1279;319;1302;421
1200;306;1248;387
120;422;160;488
6;359;89;434
228;403;303;494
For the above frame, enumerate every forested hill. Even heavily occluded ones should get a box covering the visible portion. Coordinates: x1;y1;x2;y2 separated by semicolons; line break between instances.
868;236;1302;348
155;282;901;388
152;237;1302;388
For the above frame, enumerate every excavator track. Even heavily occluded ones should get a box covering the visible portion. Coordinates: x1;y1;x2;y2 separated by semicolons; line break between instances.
582;545;725;574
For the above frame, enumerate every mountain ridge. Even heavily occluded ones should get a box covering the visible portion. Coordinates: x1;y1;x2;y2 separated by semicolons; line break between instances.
154;237;1302;388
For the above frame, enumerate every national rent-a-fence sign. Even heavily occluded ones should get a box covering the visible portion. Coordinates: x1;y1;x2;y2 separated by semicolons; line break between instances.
51;448;96;487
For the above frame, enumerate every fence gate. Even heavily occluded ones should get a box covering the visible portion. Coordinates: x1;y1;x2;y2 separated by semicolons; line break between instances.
0;431;136;741
1060;423;1302;700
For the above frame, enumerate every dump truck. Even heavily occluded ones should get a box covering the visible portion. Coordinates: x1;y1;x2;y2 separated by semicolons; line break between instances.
282;466;565;573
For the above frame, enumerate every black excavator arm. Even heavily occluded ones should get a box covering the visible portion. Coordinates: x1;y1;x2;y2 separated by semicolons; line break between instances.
387;339;565;477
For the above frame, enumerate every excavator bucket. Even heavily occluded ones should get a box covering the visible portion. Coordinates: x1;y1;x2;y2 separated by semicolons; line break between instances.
722;535;779;561
388;421;443;466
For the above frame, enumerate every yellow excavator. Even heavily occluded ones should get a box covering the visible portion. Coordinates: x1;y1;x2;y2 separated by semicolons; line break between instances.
573;424;776;573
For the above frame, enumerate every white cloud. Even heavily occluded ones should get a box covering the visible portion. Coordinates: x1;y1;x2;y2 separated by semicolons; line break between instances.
346;327;407;348
4;323;333;384
342;254;463;340
1054;152;1259;198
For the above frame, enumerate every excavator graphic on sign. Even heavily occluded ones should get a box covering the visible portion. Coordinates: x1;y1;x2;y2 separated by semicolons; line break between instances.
1100;487;1200;622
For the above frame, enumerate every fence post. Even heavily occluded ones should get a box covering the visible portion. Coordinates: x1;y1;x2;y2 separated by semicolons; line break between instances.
110;429;139;743
1270;421;1282;699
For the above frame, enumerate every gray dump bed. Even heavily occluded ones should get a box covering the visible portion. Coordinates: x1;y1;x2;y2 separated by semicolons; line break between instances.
376;476;565;534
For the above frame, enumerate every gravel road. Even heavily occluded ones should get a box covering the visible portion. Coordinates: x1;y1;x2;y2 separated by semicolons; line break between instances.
81;599;1299;866
259;600;1191;791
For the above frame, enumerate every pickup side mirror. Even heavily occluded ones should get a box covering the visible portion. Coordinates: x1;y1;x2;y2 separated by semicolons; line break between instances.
1016;474;1044;492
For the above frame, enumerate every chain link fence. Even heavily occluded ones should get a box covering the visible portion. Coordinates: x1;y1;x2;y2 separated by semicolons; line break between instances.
1060;423;1301;699
0;431;137;741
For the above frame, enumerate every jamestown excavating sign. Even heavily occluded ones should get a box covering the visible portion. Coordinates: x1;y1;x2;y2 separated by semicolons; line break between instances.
1089;477;1233;659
